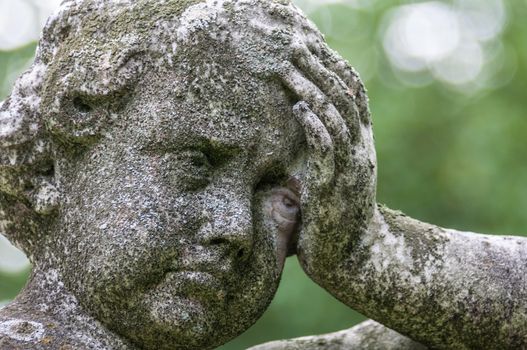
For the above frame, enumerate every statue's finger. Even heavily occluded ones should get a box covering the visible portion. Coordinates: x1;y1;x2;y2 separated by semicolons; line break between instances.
279;64;354;172
292;44;361;138
306;41;371;126
292;101;335;190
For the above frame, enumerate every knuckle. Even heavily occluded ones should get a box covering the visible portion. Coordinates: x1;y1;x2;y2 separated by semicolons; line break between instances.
293;100;309;114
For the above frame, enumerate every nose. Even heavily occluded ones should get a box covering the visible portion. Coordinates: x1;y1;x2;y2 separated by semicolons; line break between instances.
197;189;253;261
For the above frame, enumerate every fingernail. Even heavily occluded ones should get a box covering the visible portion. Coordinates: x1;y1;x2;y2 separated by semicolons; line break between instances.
293;101;308;113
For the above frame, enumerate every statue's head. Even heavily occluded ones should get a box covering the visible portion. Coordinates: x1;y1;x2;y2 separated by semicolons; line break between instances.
0;0;371;349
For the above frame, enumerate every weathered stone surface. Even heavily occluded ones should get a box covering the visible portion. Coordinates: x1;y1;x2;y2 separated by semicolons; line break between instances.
0;0;370;349
248;320;426;350
294;199;527;349
2;0;527;349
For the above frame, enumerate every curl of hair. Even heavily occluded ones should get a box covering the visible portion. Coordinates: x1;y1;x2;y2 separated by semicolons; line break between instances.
0;0;83;255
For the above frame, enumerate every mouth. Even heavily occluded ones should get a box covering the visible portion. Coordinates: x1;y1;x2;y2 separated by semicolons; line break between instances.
164;271;227;301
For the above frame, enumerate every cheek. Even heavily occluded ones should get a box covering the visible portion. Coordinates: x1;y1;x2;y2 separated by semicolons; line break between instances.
211;193;283;339
59;199;171;304
56;160;192;316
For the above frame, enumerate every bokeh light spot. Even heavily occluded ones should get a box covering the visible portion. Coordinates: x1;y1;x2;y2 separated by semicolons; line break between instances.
0;0;38;50
381;0;507;89
0;235;29;273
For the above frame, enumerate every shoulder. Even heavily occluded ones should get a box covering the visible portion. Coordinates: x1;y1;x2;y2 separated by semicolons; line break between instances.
247;320;427;350
0;317;48;349
0;317;82;350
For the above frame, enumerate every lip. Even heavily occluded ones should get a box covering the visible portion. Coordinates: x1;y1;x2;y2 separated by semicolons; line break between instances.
164;271;226;300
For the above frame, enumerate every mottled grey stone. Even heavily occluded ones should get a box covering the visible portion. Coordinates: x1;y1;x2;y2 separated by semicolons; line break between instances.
248;320;427;350
0;0;370;349
2;0;527;349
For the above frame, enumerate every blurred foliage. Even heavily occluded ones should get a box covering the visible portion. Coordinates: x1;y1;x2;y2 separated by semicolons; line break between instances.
1;1;527;349
0;42;36;97
0;269;30;302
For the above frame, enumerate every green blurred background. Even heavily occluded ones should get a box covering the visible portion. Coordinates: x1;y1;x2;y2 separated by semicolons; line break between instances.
1;0;526;348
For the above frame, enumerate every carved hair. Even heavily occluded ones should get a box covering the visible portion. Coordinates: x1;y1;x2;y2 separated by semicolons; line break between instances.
0;0;369;257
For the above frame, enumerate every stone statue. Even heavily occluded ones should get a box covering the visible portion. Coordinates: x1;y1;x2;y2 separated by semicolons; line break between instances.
1;0;526;349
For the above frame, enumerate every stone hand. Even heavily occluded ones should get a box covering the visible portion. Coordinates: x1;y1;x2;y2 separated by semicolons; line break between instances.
277;45;377;282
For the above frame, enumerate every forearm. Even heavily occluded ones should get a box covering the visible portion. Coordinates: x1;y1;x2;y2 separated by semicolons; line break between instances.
248;320;426;350
312;205;527;349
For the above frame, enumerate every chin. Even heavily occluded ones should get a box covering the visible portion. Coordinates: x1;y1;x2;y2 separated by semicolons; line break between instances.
95;253;282;349
112;293;227;350
118;281;276;350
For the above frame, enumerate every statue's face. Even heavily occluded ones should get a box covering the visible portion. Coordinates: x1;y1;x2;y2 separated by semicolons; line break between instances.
50;51;303;349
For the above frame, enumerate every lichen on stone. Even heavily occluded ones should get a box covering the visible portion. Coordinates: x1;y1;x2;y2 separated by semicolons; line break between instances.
0;0;371;349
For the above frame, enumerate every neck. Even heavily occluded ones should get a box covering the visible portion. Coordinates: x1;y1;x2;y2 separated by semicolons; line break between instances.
0;265;135;349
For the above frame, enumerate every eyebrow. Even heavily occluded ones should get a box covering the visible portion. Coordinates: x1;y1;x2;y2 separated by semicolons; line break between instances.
141;131;243;160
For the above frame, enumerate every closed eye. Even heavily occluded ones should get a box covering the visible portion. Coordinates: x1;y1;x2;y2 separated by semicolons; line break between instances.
270;188;300;223
266;187;301;258
66;87;132;117
157;150;212;191
187;151;211;169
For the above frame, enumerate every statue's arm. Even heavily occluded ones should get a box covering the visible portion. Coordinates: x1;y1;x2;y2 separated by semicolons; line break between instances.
307;204;527;349
279;44;527;349
248;320;426;350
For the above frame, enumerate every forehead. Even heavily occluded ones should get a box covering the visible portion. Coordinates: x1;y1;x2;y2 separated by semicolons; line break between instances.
44;0;302;164
121;55;296;155
45;0;213;98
